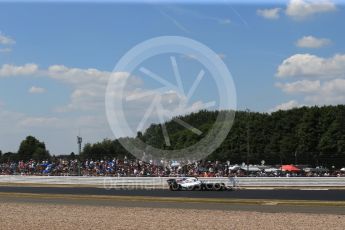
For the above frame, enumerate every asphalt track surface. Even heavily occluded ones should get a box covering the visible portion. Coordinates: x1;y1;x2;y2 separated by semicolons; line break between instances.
1;186;345;214
0;186;345;201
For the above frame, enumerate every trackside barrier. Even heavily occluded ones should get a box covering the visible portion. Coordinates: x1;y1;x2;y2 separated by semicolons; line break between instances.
1;176;345;188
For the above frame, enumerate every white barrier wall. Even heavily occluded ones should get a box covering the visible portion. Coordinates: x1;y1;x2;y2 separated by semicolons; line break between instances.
1;175;345;187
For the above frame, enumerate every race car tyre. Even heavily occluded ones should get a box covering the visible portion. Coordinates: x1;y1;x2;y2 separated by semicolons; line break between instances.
205;183;214;191
170;183;181;191
221;183;226;190
213;183;222;191
187;185;194;191
193;184;202;191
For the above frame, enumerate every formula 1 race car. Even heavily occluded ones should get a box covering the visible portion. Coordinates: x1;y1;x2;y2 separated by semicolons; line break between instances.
167;177;231;191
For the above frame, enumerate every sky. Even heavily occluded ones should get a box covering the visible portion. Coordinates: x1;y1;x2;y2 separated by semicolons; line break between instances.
0;0;345;154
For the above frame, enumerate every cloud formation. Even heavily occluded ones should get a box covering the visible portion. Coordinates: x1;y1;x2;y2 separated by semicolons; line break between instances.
0;33;15;45
276;80;321;94
304;79;345;104
296;36;331;48
0;62;213;152
257;8;281;20
28;86;46;94
286;0;336;20
275;52;345;109
258;0;337;21
276;54;345;79
271;100;301;112
0;64;38;77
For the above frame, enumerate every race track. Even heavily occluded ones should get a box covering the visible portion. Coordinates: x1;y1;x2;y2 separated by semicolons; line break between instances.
0;186;345;201
1;186;345;214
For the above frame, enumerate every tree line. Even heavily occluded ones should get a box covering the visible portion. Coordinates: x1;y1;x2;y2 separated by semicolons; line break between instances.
1;105;345;167
0;136;50;162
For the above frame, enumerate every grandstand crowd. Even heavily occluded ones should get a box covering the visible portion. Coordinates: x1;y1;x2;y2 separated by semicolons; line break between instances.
0;158;344;177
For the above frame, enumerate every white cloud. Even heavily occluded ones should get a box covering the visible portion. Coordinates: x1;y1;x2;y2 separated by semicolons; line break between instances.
0;33;15;45
0;63;130;112
28;86;46;94
304;78;345;104
322;78;345;92
286;0;336;20
46;65;120;85
276;78;345;106
276;80;321;93
18;117;62;128
276;54;345;79
271;100;302;112
296;36;331;48
0;63;38;77
257;8;281;20
49;67;130;112
276;52;345;106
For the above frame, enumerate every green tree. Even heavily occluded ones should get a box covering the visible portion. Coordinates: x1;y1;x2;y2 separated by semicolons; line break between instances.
77;105;345;167
0;152;18;162
69;152;76;160
17;136;50;161
296;107;320;164
80;139;132;160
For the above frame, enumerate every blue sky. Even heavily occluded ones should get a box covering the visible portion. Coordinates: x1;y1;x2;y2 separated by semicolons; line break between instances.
0;0;344;154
